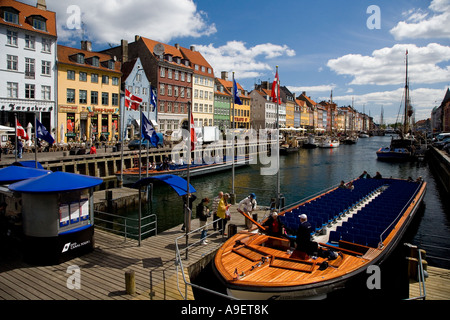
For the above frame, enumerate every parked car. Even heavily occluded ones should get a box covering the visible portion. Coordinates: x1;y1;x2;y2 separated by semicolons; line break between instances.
128;134;164;150
434;136;450;149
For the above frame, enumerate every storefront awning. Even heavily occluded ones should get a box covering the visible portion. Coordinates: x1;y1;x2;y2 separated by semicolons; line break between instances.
132;174;196;196
9;171;103;193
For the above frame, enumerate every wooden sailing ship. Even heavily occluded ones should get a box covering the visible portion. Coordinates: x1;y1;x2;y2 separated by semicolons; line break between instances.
213;177;426;299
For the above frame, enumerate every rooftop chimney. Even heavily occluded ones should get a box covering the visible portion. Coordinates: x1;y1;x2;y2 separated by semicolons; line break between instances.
81;40;92;52
174;43;180;49
221;71;228;81
190;45;196;52
121;39;128;63
135;35;141;42
36;0;46;10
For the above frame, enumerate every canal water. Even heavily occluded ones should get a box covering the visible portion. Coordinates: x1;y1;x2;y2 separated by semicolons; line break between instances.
122;135;450;269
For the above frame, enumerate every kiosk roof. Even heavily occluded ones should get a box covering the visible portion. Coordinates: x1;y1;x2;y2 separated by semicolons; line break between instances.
133;174;196;196
0;166;51;184
9;171;103;193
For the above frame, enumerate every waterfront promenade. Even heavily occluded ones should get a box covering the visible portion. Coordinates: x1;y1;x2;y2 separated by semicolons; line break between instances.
0;203;262;300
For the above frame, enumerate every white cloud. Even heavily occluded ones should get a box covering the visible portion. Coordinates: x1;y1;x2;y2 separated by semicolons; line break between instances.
194;41;295;79
26;0;217;45
327;43;450;86
390;0;450;40
333;87;444;122
287;85;336;95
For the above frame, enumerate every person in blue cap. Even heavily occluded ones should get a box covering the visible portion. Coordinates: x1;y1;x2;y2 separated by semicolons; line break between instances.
238;193;257;229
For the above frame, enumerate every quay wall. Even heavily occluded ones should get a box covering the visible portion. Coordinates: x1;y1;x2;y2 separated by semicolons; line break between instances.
428;147;450;194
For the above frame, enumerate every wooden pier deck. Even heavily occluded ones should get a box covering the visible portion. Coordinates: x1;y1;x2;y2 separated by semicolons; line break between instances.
409;266;450;300
0;204;266;300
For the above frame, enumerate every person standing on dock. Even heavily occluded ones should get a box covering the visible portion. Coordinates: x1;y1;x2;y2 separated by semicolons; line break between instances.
217;192;230;235
210;191;223;231
196;198;210;245
238;193;257;229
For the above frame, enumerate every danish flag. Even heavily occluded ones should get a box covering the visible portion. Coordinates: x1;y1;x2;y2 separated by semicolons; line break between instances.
125;89;143;110
190;112;197;151
16;119;29;140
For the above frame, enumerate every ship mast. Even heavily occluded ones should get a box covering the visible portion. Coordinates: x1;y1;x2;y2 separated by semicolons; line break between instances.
404;50;410;135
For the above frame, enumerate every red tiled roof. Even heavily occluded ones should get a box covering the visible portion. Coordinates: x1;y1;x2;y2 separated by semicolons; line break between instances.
57;45;121;74
0;0;56;37
179;46;213;77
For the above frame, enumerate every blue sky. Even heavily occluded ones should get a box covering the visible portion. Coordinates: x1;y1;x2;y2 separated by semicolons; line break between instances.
25;0;450;123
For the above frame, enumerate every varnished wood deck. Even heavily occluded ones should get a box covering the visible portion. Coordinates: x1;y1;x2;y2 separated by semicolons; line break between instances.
0;205;264;300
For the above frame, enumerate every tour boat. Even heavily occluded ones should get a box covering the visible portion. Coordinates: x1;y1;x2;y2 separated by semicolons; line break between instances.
302;135;317;149
117;156;250;185
213;177;426;300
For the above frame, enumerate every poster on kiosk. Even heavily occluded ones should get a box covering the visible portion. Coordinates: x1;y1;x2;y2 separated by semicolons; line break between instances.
8;171;103;265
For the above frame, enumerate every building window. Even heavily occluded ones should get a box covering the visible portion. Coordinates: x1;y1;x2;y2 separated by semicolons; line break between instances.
7;82;18;99
25;84;35;99
76;53;85;64
91;91;98;105
102;92;108;105
159;101;165;112
168;69;172;79
7;55;18;71
25;35;36;50
112;93;119;106
102;75;109;84
91;73;98;83
25;58;35;79
112;77;119;85
91;57;99;67
67;70;75;80
41;85;51;100
41;60;51;76
42;38;51;53
160;67;165;77
4;10;19;24
79;90;87;104
33;17;47;31
67;89;75;103
79;72;87;81
160;84;165;96
174;70;179;80
167;85;172;96
6;30;18;46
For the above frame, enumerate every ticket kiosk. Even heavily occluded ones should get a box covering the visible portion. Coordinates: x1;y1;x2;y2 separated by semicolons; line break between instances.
8;171;102;265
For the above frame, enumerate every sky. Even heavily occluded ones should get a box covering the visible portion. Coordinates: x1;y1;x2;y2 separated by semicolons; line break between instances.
24;0;450;124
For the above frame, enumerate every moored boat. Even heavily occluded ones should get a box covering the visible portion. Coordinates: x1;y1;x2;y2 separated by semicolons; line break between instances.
318;137;340;148
213;177;426;300
117;156;250;185
302;135;317;149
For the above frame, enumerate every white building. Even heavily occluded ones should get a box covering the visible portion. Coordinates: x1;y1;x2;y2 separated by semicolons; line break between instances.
0;0;57;134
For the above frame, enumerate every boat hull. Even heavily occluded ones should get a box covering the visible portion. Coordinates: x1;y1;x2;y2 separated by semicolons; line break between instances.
213;178;427;300
376;148;412;161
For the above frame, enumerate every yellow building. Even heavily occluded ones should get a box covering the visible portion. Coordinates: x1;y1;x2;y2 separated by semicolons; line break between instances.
57;42;121;143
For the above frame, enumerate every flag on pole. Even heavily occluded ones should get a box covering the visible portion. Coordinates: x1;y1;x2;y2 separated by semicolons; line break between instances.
35;119;54;145
125;89;143;110
233;78;242;105
141;113;159;147
16;119;29;140
150;86;157;111
190;112;197;151
271;70;280;104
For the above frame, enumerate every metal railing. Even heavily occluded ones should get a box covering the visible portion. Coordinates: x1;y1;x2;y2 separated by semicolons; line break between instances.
94;210;157;245
174;218;237;300
404;243;427;300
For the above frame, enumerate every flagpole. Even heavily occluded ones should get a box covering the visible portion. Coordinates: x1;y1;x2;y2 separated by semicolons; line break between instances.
146;82;151;178
139;108;142;181
275;66;280;208
120;92;125;186
14;113;18;163
231;72;236;200
34;113;38;168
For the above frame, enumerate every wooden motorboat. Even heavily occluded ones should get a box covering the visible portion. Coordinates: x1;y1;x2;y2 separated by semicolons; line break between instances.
213;177;426;299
